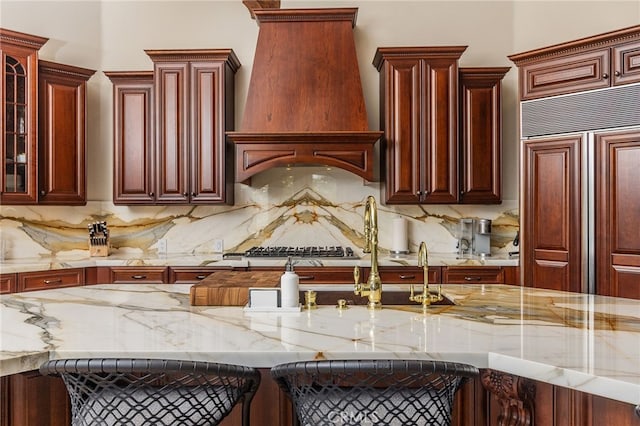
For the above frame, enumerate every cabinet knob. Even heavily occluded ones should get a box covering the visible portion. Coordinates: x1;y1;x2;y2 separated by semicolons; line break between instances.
614;70;621;77
183;192;188;197
40;190;46;196
149;192;154;197
416;191;422;196
191;192;196;197
602;73;609;79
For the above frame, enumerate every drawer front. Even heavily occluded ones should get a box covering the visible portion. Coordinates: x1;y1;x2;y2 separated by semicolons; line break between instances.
18;269;84;292
169;267;231;284
378;267;441;284
443;266;504;284
1;273;17;294
520;49;610;100
249;267;357;284
109;267;168;284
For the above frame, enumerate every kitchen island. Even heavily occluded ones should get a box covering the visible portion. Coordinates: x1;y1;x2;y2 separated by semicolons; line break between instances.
1;282;639;425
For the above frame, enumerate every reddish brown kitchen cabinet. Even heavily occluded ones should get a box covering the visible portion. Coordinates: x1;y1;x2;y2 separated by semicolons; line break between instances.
169;266;234;283
0;273;16;294
374;47;466;204
522;135;583;293
108;266;169;284
145;49;239;205
510;26;640;100
37;60;95;204
595;129;640;299
17;268;84;292
105;71;156;204
378;266;441;285
4;371;70;426
458;67;509;204
443;266;505;284
1;28;47;204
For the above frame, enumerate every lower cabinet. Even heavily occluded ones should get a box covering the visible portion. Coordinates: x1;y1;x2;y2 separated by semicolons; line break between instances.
2;371;70;426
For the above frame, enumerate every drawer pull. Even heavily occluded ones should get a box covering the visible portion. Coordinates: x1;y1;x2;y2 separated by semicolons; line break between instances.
464;276;482;281
43;279;62;285
399;275;416;280
195;275;206;280
131;275;147;280
298;276;315;281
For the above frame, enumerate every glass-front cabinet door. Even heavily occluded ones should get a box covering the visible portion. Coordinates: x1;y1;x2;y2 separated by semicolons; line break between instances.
1;28;47;204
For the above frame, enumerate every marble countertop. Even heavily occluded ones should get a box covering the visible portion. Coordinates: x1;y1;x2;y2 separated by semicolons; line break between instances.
1;283;637;406
0;251;518;274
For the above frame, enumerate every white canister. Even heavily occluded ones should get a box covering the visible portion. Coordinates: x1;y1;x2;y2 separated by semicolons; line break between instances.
280;257;300;308
391;216;409;254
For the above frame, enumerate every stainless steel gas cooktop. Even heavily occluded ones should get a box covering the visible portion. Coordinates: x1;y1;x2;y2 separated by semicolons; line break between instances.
225;246;356;259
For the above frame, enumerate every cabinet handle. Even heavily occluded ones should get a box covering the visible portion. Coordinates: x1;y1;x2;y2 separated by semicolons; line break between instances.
615;71;621;77
416;191;422;196
195;275;206;279
149;192;154;197
43;279;62;285
399;275;416;280
191;192;196;197
131;275;147;280
464;276;482;281
183;192;188;197
602;73;609;79
298;276;315;280
40;190;46;196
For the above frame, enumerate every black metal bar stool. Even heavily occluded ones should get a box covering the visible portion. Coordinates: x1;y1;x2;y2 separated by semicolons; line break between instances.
40;358;261;426
271;359;478;426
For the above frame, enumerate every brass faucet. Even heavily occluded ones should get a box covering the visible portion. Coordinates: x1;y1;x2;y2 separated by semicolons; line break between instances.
353;196;382;309
409;241;443;310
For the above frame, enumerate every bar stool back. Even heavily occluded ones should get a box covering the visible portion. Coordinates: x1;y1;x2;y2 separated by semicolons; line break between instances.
271;359;478;426
40;358;261;426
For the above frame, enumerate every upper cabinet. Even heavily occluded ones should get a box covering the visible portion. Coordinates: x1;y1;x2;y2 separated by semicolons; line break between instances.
374;47;465;204
373;47;508;205
509;26;640;100
38;61;95;204
105;71;155;204
459;67;510;204
107;50;239;205
1;28;95;205
1;28;47;204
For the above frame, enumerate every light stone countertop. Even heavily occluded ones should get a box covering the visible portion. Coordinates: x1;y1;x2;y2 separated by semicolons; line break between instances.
1;283;637;406
0;251;518;274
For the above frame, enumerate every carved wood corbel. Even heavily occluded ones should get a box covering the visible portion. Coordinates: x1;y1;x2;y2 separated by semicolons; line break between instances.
481;369;536;426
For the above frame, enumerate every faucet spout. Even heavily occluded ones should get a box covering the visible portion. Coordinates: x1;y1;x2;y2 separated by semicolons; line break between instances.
409;241;442;310
353;196;382;309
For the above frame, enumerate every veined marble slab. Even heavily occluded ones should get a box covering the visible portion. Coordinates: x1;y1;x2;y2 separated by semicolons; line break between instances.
1;284;638;406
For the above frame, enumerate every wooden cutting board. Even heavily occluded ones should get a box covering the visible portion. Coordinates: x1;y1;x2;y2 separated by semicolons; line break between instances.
189;270;282;306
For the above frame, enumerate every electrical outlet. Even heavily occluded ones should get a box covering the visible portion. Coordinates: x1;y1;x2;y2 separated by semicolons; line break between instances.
213;239;224;253
157;239;167;254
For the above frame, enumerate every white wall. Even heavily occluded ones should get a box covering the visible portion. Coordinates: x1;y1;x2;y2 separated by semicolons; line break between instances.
1;0;639;202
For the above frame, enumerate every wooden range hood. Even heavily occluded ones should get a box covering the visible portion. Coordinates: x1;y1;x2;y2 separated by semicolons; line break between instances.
227;8;382;183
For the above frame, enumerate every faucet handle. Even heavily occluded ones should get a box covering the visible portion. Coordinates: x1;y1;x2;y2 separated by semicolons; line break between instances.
353;265;361;294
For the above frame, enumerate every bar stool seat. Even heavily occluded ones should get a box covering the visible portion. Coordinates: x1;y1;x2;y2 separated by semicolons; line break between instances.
271;359;478;426
40;358;261;426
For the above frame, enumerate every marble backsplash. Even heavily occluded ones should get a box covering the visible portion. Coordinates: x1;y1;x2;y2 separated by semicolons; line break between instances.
0;167;518;261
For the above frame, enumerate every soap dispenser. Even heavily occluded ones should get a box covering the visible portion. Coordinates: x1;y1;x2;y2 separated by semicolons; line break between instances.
280;257;300;308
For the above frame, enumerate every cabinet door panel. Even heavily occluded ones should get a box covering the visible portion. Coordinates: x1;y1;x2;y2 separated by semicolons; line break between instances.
613;40;640;86
523;136;583;292
519;49;610;100
107;72;155;204
422;59;459;203
190;62;225;203
459;68;508;204
155;63;189;203
38;61;93;204
595;129;640;299
0;273;17;294
381;59;421;203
